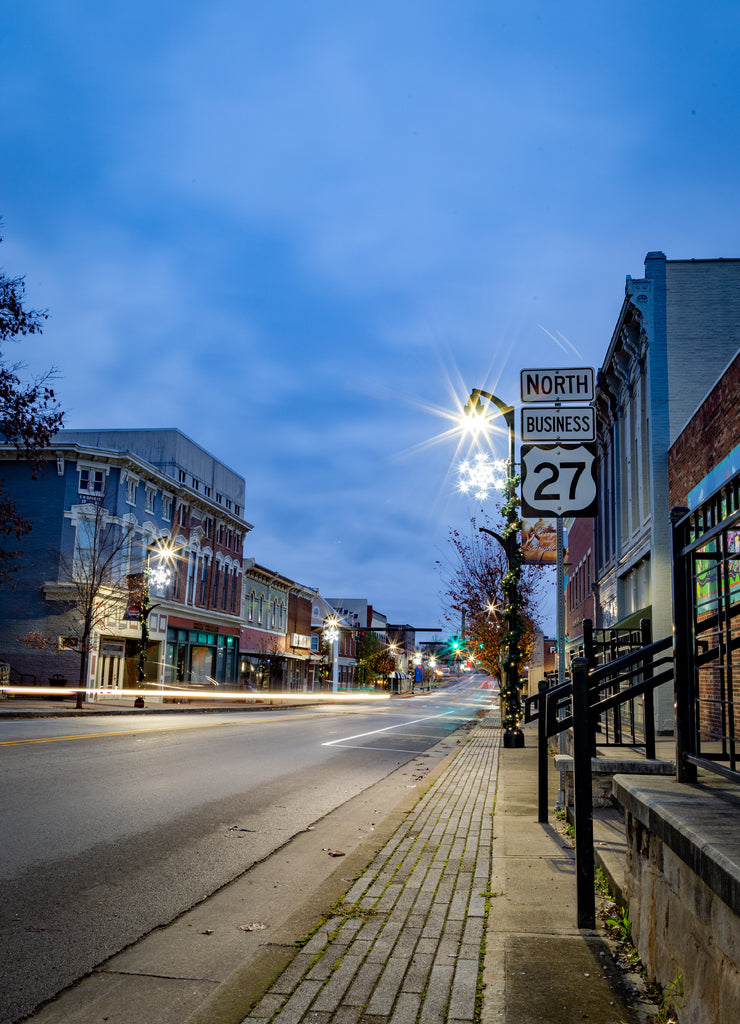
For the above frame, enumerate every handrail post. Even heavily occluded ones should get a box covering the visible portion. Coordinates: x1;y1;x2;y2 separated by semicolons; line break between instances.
538;681;549;823
572;656;595;929
640;618;656;759
671;506;696;783
583;618;595;668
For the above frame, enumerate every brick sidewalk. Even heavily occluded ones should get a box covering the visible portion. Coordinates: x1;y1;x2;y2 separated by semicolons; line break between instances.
239;717;501;1024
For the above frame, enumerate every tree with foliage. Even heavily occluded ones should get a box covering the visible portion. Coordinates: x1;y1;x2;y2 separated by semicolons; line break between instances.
438;504;544;726
355;630;397;687
1;230;64;584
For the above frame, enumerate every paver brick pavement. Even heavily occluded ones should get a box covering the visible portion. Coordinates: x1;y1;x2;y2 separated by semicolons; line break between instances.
238;717;501;1024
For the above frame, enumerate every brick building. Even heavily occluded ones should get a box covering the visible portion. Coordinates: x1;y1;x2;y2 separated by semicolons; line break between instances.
0;428;250;695
668;349;740;509
564;516;595;659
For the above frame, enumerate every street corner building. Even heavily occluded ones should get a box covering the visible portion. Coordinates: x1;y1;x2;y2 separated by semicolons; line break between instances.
0;428;251;700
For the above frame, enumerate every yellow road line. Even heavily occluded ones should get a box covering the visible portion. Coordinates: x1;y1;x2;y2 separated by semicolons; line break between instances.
0;712;329;747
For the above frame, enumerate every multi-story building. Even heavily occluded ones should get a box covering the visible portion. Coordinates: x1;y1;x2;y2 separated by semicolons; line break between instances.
239;562;291;689
564;516;595;661
593;253;740;730
240;566;324;691
668;349;740;510
0;428;250;696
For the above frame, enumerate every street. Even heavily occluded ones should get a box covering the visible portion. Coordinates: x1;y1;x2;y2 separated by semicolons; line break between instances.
0;678;495;1024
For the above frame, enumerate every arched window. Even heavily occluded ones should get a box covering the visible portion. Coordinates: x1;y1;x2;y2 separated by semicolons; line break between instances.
248;591;255;621
258;595;263;623
271;599;277;627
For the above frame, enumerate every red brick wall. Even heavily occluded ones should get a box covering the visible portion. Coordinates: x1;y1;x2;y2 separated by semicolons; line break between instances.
668;351;740;508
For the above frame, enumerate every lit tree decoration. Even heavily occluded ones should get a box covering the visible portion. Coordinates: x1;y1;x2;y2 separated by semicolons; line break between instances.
458;452;506;501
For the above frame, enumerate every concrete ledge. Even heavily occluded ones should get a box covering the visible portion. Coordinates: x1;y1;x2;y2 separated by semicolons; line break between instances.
554;754;674;775
612;773;740;915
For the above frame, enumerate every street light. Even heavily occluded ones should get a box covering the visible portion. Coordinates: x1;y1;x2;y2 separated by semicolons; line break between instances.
323;617;340;692
136;540;177;706
461;388;525;748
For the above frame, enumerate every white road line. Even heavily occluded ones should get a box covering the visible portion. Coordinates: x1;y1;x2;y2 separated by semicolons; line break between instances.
322;710;458;747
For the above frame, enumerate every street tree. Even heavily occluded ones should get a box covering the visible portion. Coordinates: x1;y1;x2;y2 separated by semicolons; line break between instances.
1;230;64;584
20;496;141;707
355;630;397;687
438;514;543;684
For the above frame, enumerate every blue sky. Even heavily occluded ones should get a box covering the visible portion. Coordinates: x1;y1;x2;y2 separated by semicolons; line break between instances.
2;1;739;634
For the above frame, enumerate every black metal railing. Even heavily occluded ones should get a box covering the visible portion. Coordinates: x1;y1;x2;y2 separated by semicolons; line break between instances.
526;633;674;928
671;472;740;785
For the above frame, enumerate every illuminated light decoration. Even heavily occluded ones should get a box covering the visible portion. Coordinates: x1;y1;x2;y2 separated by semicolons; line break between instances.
323;619;340;644
148;562;172;591
412;652;422;666
457;452;506;501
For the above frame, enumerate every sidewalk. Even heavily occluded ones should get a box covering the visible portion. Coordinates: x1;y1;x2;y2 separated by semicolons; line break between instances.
191;718;646;1024
11;707;649;1024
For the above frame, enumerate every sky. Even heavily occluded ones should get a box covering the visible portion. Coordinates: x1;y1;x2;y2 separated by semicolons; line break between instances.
2;1;740;636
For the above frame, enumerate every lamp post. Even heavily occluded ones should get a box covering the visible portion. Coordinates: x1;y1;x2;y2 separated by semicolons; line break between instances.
136;542;176;707
462;389;525;748
323;617;340;692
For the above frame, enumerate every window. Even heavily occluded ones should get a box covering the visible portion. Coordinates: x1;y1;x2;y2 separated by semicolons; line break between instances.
204;485;211;498
230;570;238;613
235;504;241;517
271;599;276;628
162;495;172;521
233;532;240;552
216;492;223;504
73;514;97;579
192;478;199;491
213;563;221;608
199;557;208;604
126;476;138;505
221;570;229;610
248;590;255;622
278;602;284;629
145;487;156;513
179;503;188;526
79;467;104;494
258;595;263;623
178;469;187;483
226;498;232;510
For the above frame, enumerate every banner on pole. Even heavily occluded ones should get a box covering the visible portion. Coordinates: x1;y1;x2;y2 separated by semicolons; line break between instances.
521;519;558;564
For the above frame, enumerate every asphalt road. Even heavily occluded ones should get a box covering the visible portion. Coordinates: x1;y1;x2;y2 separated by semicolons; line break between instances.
0;678;495;1024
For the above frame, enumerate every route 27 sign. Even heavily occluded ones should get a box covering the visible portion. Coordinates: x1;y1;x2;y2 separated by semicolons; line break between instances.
520;443;598;518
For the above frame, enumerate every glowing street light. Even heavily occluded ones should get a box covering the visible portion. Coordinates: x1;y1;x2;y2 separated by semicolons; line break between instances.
323;617;341;692
136;540;177;706
460;388;525;748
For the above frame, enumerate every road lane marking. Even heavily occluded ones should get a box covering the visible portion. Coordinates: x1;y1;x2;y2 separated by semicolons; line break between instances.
0;712;337;747
322;710;458;747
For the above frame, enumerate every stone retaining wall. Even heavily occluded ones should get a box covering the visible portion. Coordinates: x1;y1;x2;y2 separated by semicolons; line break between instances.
614;775;740;1024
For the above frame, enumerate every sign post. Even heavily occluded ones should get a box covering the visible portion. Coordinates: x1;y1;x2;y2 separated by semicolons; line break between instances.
520;368;596;803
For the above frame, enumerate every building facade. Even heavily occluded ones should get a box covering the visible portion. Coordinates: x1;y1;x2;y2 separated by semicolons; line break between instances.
564;516;596;660
593;253;740;729
0;428;250;696
668;349;740;510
